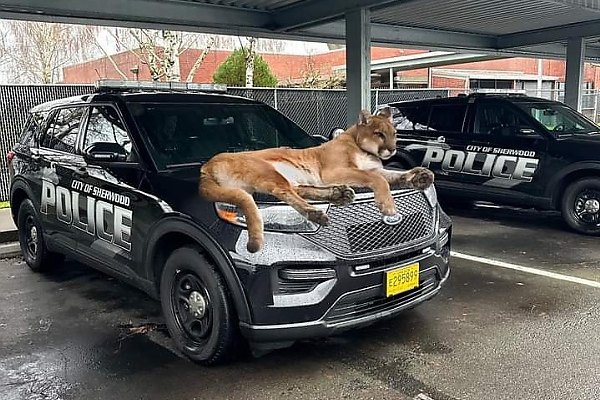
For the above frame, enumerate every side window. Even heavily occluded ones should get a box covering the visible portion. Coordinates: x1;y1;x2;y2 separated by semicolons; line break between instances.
19;112;46;146
42;107;86;153
84;106;132;157
474;104;533;135
393;105;432;131
428;105;467;132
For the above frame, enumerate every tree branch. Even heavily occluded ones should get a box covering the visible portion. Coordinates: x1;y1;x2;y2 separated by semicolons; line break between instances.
94;42;129;80
185;36;215;82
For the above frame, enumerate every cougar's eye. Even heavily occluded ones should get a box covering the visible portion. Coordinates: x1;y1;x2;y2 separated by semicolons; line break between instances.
375;131;386;140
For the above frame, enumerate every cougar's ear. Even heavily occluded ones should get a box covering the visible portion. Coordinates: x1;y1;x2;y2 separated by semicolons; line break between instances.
375;106;394;123
358;109;371;125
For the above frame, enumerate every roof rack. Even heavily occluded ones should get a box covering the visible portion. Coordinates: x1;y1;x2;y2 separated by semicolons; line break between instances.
94;79;228;94
464;92;527;98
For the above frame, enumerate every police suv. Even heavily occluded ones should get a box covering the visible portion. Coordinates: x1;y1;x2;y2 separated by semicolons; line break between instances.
382;93;600;235
7;80;451;365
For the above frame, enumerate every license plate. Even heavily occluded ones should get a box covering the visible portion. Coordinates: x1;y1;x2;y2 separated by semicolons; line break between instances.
385;262;420;297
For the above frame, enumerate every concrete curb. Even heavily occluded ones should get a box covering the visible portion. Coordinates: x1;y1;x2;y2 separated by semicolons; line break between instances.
0;242;21;259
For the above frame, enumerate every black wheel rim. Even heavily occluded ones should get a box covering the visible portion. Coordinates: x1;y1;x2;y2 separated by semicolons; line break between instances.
573;189;600;226
171;270;213;345
23;215;39;259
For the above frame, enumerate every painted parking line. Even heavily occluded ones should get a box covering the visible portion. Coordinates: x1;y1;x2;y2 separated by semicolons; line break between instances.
451;251;600;289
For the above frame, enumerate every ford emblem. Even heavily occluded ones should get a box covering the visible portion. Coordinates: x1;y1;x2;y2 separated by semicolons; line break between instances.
382;214;403;226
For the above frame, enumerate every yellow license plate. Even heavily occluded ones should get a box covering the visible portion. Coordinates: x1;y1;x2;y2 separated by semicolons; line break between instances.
385;263;420;297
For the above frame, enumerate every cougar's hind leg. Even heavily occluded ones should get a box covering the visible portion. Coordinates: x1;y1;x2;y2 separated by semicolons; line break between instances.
199;172;264;253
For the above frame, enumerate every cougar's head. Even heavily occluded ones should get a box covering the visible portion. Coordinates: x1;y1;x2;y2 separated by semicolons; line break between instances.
355;107;397;160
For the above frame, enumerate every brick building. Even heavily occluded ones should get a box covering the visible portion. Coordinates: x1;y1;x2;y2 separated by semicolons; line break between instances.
62;46;600;92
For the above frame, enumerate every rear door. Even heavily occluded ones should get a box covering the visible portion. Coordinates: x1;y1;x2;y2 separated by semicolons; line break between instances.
37;106;88;250
394;101;474;187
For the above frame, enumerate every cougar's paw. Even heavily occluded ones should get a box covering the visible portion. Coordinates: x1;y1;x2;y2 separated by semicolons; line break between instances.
246;237;264;253
330;185;355;206
307;208;330;226
376;197;397;216
409;167;434;190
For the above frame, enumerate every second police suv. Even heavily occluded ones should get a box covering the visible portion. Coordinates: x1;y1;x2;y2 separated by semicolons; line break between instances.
7;80;452;365
379;93;600;236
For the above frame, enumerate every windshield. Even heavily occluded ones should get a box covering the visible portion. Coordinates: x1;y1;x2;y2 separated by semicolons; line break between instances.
129;102;318;169
515;102;599;135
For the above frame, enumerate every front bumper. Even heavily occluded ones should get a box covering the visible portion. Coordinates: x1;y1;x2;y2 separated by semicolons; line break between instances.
233;227;451;344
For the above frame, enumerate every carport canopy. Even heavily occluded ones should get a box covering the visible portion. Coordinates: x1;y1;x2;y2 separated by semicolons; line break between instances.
2;0;600;123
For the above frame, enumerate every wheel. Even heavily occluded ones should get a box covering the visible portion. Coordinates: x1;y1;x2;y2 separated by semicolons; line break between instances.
17;198;64;272
160;246;240;365
561;178;600;235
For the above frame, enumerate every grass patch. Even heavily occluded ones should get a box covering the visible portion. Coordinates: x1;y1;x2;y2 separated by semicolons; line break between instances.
0;201;9;209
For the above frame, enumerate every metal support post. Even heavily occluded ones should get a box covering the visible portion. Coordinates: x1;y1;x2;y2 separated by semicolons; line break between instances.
565;37;585;111
345;8;371;126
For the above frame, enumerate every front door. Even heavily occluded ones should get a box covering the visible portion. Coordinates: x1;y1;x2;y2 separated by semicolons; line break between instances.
72;105;145;277
465;100;547;197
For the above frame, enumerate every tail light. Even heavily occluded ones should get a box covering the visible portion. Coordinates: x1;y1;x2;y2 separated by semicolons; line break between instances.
6;150;15;163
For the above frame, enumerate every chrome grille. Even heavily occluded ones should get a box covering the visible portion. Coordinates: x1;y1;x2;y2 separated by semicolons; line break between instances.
302;191;434;258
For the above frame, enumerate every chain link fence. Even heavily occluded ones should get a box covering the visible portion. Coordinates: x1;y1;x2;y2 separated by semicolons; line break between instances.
0;85;449;201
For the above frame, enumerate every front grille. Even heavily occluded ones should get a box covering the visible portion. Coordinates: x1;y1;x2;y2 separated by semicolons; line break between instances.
325;275;438;324
302;191;434;258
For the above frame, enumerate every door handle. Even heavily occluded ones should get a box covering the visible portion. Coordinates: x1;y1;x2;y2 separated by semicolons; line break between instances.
75;167;88;177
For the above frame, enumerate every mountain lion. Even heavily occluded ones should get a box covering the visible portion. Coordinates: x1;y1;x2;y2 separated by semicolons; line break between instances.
200;108;434;253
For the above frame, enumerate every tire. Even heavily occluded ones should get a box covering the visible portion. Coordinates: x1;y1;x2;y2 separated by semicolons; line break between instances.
17;198;64;272
160;246;240;365
561;178;600;235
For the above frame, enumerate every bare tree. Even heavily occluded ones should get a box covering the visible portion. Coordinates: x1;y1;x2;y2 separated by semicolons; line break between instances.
293;54;345;89
97;28;216;82
186;36;215;82
2;21;98;83
256;38;286;54
242;37;257;88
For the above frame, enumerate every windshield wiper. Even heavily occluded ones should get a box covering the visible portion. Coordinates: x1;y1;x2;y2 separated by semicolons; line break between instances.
165;162;203;169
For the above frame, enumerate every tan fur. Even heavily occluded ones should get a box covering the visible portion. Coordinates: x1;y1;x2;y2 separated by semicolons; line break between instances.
199;108;434;253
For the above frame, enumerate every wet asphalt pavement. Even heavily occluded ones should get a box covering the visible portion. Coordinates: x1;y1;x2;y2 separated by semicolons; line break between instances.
1;203;599;400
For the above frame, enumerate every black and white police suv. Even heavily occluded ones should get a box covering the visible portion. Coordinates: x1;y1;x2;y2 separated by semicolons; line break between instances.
380;93;600;236
7;80;451;365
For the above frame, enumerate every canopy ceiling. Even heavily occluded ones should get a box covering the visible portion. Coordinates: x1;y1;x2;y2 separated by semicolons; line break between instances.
1;0;600;60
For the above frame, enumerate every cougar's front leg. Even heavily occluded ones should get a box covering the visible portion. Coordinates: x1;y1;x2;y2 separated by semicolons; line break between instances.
321;168;397;216
379;166;434;190
295;185;355;206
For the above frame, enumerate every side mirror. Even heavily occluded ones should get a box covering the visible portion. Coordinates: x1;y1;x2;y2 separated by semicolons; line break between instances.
84;142;128;163
329;127;345;139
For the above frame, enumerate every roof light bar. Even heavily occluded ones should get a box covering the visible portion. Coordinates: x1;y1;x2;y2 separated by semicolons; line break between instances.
94;79;227;93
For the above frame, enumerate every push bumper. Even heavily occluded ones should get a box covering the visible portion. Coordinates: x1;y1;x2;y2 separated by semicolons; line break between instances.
234;234;451;343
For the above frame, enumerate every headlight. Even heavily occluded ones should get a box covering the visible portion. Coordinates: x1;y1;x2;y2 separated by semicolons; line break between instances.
424;185;438;208
215;202;329;233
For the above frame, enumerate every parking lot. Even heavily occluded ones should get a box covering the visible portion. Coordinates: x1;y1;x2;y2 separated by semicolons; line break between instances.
1;203;599;400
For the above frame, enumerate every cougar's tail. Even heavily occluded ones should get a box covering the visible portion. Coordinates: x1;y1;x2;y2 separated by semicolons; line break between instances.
199;169;264;253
